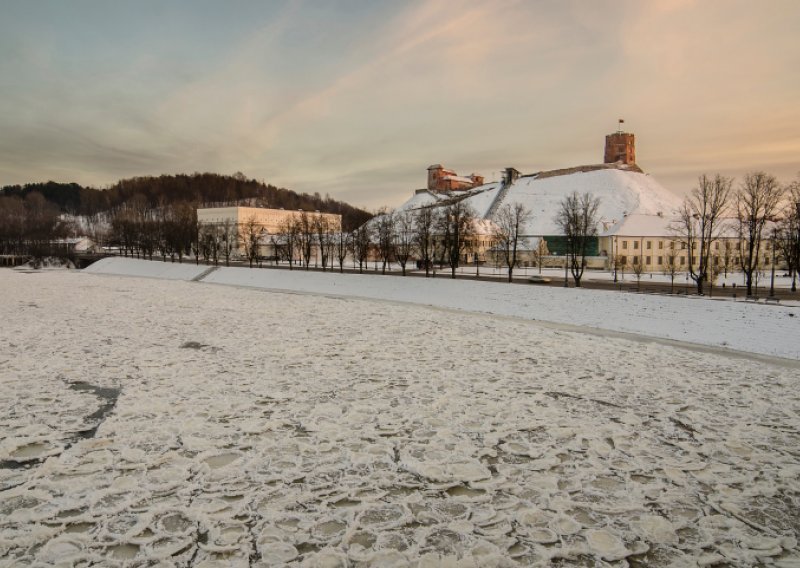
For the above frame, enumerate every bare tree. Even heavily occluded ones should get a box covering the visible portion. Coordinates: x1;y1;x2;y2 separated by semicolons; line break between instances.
413;207;437;277
374;208;395;274
721;239;734;278
313;215;333;271
191;217;203;265
439;200;476;279
0;196;26;256
276;216;299;269
157;201;195;263
220;218;237;266
631;256;645;291
674;174;732;295
352;224;372;273
776;178;800;291
198;222;221;265
663;242;679;293
295;211;315;269
614;254;628;280
494;203;531;283
18;192;68;261
241;216;264;268
334;229;351;273
393;210;415;276
174;202;197;263
736;172;785;296
555;191;600;287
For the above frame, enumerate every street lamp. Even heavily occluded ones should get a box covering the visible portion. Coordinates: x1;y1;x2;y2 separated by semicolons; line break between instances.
612;236;618;283
563;237;571;288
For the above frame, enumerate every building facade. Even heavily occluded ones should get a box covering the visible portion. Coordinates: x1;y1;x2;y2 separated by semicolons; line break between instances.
600;214;782;274
604;131;636;165
196;206;342;259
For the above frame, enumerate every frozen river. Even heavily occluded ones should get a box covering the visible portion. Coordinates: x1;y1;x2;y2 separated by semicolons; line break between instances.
1;269;799;566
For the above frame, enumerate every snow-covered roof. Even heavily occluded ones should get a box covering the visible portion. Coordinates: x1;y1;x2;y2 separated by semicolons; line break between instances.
472;218;498;236
601;213;675;237
395;190;443;212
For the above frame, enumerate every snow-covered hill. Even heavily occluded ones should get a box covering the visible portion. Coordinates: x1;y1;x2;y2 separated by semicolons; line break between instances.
396;165;683;236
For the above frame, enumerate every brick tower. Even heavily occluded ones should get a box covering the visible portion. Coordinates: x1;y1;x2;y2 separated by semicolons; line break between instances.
604;131;636;165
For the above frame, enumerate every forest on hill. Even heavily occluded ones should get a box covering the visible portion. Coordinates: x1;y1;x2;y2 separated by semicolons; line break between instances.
0;172;372;229
0;173;373;261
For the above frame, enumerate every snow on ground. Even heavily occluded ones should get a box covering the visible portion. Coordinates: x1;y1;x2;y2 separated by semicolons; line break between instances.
83;257;210;280
82;257;797;360
1;267;799;566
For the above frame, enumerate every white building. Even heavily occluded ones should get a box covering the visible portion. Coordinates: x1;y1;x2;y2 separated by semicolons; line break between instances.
196;206;342;259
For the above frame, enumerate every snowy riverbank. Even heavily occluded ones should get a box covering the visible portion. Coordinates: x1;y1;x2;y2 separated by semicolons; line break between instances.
86;257;800;360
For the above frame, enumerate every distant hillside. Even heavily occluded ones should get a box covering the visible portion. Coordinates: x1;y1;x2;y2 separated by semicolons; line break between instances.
0;173;372;230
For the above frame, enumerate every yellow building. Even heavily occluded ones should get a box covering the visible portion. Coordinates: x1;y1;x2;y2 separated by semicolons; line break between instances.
601;214;780;275
196;206;342;259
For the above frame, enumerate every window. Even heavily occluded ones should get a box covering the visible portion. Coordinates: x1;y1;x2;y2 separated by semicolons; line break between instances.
659;241;664;250
622;241;628;250
620;255;627;265
681;242;687;250
646;256;651;265
692;256;697;265
657;256;663;265
634;241;639;250
646;241;652;250
715;242;720;250
680;257;686;266
633;256;639;265
670;241;675;249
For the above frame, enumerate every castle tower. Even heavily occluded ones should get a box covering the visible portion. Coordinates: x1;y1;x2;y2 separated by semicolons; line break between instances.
427;164;444;191
604;131;636;165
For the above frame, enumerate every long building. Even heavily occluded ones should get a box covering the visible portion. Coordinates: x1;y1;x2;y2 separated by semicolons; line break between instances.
196;206;341;259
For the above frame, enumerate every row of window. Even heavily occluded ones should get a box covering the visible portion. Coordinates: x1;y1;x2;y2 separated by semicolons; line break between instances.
618;254;773;267
619;239;772;251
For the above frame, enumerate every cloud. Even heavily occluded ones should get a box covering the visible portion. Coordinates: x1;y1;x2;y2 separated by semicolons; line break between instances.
1;1;798;209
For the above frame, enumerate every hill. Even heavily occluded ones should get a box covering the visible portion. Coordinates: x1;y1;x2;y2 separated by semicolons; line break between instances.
0;173;372;230
395;163;683;236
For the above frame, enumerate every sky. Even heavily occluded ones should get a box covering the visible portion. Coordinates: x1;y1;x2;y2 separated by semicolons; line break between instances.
1;0;798;210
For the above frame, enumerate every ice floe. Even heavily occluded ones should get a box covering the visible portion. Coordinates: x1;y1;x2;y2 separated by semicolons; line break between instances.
1;269;799;566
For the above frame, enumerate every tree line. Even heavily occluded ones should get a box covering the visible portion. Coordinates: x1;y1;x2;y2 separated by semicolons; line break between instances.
247;199;487;278
673;171;799;295
0;173;372;257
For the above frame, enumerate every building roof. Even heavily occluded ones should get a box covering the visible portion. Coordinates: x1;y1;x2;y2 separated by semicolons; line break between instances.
601;213;675;237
